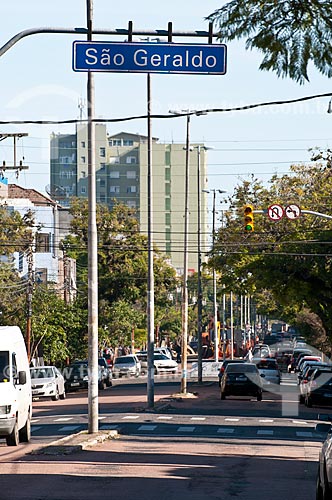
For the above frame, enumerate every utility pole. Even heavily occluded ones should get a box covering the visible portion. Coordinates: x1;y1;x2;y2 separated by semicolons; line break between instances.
26;245;34;363
0;133;29;178
86;0;99;435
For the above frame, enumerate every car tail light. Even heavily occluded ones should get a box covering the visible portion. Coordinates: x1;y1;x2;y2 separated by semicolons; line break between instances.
220;367;225;374
303;380;308;384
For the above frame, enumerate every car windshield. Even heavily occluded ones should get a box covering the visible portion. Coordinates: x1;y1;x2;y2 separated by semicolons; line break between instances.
256;360;277;370
154;354;169;360
0;351;9;382
115;357;134;364
226;364;258;373
30;367;54;379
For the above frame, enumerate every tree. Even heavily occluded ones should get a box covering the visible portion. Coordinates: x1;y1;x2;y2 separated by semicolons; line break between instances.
207;1;332;84
212;157;332;346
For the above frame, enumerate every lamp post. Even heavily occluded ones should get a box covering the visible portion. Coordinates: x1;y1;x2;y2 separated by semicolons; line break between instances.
168;109;206;394
195;145;212;384
203;188;226;363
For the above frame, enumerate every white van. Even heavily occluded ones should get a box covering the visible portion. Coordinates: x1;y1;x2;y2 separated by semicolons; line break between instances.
0;326;32;446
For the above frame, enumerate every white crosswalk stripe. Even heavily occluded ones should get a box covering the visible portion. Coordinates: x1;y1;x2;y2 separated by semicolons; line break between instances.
177;426;195;432
138;425;157;431
58;425;81;432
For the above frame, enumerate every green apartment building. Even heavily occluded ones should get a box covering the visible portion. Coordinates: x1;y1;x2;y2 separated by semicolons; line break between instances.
50;124;209;273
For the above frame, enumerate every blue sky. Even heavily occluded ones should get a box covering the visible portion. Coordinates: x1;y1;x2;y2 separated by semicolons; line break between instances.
1;0;332;219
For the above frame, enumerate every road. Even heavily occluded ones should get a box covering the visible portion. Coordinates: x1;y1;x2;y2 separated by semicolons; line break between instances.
0;372;329;499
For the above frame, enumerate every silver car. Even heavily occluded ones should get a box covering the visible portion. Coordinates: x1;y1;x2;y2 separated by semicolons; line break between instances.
30;366;66;401
253;358;280;387
112;355;141;378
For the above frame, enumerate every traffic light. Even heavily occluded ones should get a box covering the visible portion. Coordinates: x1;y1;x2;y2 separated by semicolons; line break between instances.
244;204;254;231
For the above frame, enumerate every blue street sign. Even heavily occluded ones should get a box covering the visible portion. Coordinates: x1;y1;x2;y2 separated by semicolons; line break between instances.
72;41;227;75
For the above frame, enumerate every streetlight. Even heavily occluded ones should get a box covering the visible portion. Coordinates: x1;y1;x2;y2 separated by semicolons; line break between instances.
168;109;206;394
195;145;213;384
203;188;226;363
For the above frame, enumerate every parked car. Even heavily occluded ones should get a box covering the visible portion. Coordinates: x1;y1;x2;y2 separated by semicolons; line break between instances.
315;415;332;499
305;367;332;407
296;355;322;373
64;361;106;392
98;358;113;387
137;351;178;374
288;348;313;373
252;358;280;387
298;364;331;404
112;355;141;378
218;359;247;387
220;362;263;401
30;366;66;401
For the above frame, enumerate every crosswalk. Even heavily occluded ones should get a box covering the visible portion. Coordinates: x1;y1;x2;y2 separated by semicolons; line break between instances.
30;413;323;441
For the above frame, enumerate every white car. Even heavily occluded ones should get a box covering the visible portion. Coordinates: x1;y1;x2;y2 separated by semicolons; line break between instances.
153;354;178;375
30;366;66;401
112;355;141;378
252;358;280;387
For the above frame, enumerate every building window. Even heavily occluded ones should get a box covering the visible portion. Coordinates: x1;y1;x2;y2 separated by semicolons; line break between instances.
126;156;136;164
110;139;122;146
165;168;171;181
81;171;86;178
165;198;171;211
165;213;171;226
35;233;50;253
100;163;106;169
18;252;23;272
127;200;136;209
126;170;136;179
81;141;86;148
110;171;120;179
99;179;105;187
123;140;134;146
110;186;120;193
99;147;106;157
81;156;86;163
165;151;171;165
81;186;87;194
165;183;171;196
127;186;136;193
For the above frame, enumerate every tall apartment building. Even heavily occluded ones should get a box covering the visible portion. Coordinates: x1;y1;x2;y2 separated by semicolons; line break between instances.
50;124;209;273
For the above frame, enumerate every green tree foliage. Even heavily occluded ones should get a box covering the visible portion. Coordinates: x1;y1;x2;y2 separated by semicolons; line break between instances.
207;1;332;84
213;158;332;344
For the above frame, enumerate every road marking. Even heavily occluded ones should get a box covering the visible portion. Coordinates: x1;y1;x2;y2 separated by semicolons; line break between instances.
177;426;195;432
31;426;42;432
191;417;206;421
259;419;274;423
296;431;313;438
257;430;274;435
31;419;40;423
98;416;106;420
138;425;157;431
292;420;308;425
122;415;140;420
54;417;73;422
157;416;173;420
225;418;239;422
100;424;118;430
217;428;234;434
58;425;81;432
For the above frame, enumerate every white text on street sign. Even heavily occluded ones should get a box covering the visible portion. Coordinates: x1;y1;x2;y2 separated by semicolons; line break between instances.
72;41;227;75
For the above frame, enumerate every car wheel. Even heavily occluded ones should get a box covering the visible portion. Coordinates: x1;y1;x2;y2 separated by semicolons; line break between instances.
220;391;226;400
52;389;60;401
299;394;304;404
59;390;66;400
106;378;111;387
317;463;330;500
19;413;31;443
6;418;19;446
257;392;262;401
98;380;106;390
154;366;158;375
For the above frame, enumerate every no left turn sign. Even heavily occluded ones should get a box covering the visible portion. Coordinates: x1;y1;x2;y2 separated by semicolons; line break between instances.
285;204;301;219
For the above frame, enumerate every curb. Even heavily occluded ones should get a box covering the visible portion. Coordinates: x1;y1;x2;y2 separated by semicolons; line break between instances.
31;429;119;456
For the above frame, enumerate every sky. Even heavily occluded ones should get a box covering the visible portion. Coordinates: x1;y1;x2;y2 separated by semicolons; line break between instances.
1;0;332;223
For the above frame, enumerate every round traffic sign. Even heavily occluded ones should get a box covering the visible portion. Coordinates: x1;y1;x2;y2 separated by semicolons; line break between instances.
267;204;284;221
285;204;301;219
